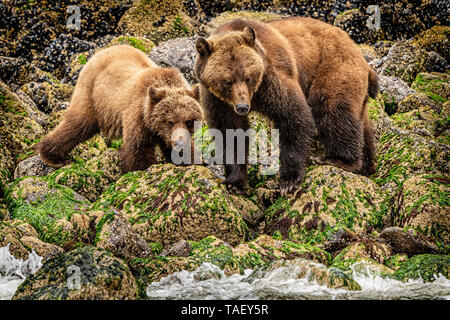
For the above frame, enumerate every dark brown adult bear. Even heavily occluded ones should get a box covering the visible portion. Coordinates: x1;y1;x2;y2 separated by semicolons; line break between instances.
36;45;203;173
194;17;379;195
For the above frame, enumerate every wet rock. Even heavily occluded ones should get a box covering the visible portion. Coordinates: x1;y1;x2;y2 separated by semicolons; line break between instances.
149;37;197;84
130;234;331;297
13;246;137;300
390;175;449;252
331;241;393;270
14;156;56;180
94;209;152;260
267;258;361;291
265;166;385;245
94;164;249;246
393;254;450;282
0;220;63;261
5;177;90;247
380;227;439;256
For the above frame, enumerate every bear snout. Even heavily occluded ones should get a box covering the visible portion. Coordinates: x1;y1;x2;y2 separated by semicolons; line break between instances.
235;103;250;116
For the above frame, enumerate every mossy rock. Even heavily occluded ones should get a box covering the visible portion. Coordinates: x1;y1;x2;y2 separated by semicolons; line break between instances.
0;81;44;172
411;72;449;104
367;96;395;140
94;163;249;246
205;10;282;35
331;242;394;275
130;234;332;298
391;175;449;253
0;219;63;261
264;166;386;245
266;258;362;291
380;40;428;84
413;26;450;61
13;246;137;300
385;254;409;271
117;0;200;44
5;177;90;247
46;149;121;202
393;254;450;282
374;129;449;187
92;209;152;261
397;92;442;114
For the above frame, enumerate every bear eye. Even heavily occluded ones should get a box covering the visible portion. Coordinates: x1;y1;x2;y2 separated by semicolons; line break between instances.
245;76;251;84
224;80;233;87
186;120;194;128
167;120;174;126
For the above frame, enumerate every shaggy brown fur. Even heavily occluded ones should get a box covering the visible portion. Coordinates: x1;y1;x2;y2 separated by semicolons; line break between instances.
194;17;378;195
36;45;203;173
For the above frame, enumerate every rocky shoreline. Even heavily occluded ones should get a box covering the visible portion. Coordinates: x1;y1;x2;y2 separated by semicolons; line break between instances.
0;1;449;299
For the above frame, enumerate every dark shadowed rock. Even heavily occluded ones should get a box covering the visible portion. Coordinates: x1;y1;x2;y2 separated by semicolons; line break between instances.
14;156;56;180
380;227;439;256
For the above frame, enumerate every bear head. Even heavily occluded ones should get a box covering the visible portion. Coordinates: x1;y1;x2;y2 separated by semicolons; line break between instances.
144;84;203;152
194;26;265;116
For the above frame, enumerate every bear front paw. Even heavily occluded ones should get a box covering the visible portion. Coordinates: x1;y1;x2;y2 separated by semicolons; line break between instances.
279;176;302;196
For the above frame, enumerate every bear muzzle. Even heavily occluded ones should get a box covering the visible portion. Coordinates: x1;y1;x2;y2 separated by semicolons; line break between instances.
235;103;250;116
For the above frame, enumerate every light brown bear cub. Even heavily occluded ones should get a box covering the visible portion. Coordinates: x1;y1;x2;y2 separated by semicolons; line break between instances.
194;17;378;195
36;45;203;173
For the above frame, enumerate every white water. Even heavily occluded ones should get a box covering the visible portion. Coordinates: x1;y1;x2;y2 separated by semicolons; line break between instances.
146;262;450;300
0;244;43;300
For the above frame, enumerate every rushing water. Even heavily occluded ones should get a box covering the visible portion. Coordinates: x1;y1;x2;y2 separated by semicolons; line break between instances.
0;244;43;300
1;244;449;300
146;262;450;300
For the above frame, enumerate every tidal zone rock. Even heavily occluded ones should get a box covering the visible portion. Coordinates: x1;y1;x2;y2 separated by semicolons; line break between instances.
130;235;332;298
13;246;137;300
264;166;386;245
93;164;249;246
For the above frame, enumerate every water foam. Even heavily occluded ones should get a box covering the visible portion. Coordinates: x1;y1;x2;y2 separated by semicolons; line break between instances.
146;261;450;300
0;244;43;300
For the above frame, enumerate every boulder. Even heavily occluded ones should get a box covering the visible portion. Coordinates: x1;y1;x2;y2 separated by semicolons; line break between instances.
391;175;449;252
13;246;137;300
393;254;450;282
264;166;386;245
5;177;90;247
0;220;63;261
94;163;249;246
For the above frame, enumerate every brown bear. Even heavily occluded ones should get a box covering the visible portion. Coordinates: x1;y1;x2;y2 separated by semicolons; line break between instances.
194;17;378;195
36;45;203;173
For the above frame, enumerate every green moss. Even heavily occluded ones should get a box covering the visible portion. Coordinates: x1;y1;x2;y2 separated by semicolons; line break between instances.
78;54;87;65
393;254;450;282
116;36;154;54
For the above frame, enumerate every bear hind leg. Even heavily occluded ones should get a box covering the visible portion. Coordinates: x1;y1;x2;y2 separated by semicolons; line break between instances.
36;108;99;167
311;101;365;173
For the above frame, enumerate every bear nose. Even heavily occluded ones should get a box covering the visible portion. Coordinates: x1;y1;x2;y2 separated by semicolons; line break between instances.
236;103;249;115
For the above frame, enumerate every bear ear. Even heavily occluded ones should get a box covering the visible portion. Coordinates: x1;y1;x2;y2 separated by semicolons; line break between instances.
195;37;212;57
188;84;200;101
148;86;166;104
242;26;256;47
